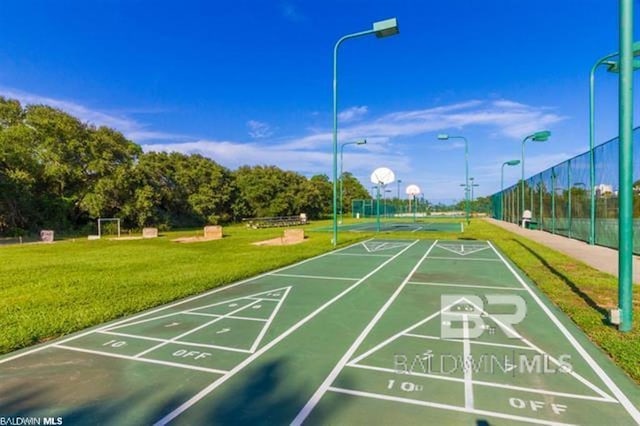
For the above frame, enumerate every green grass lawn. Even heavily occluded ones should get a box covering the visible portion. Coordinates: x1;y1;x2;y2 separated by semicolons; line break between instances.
1;217;639;384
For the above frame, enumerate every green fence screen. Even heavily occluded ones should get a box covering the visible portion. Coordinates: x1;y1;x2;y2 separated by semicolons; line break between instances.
491;128;640;253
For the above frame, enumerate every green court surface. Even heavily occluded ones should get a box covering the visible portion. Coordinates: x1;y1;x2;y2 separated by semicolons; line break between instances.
1;239;639;425
313;220;463;233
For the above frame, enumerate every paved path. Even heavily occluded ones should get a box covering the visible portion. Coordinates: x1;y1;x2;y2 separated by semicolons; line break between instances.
486;218;640;284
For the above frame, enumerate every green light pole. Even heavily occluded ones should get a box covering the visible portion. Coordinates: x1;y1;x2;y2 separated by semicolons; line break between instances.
331;18;399;247
501;160;520;221
588;42;640;245
521;130;551;225
438;134;470;224
469;177;479;202
396;179;402;213
339;139;366;224
618;0;633;332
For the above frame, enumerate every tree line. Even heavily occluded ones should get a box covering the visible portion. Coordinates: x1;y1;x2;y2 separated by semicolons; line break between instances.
0;97;370;236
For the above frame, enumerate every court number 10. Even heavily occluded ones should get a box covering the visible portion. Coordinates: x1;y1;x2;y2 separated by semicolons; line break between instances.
103;339;127;348
387;379;423;392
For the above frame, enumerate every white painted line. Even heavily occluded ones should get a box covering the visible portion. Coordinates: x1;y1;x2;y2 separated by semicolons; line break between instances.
403;333;534;351
171;341;252;354
53;344;229;375
227;315;268;323
410;226;423;233
348;296;466;366
133;300;262;358
249;286;291;353
425;256;502;262
291;240;439;425
346;364;618;403
183;312;268;322
98;331;168;343
269;273;359;281
459;296;617;403
407;281;525;291
0;240;368;367
327;387;576;426
245;297;281;302
331;253;394;258
153;240;421;426
462;314;474;410
488;241;637;418
105;311;182;331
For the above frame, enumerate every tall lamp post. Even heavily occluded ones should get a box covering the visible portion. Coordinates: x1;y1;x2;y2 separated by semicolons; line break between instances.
339;139;366;224
521;131;551;224
396;179;402;213
501;160;520;221
438;134;470;224
331;18;399;247
469;177;479;203
588;41;640;245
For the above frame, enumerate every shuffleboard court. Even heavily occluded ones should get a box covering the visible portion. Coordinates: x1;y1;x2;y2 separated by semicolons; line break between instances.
313;220;463;233
1;239;639;425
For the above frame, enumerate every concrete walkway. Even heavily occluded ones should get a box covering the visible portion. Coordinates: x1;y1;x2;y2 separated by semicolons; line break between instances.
486;218;640;284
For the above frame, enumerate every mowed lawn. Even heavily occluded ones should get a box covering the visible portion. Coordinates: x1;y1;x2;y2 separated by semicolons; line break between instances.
1;218;639;384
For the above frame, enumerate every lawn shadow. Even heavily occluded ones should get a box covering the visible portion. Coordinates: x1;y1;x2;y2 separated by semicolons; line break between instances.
513;239;610;322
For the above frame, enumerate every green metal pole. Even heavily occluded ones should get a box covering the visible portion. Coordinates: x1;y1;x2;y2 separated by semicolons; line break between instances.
501;163;506;221
376;185;381;232
539;181;543;230
618;0;633;332
551;170;556;234
339;144;344;224
465;137;470;224
521;138;526;222
568;160;572;238
332;29;376;248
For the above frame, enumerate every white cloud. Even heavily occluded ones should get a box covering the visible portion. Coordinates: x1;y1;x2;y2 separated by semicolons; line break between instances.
246;120;274;139
338;105;368;123
0;87;182;142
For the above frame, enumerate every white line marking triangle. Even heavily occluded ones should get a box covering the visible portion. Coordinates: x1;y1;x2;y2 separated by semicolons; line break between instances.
348;296;616;402
363;241;411;253
436;243;490;256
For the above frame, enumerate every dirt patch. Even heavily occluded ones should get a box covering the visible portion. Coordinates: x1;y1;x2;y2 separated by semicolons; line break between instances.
172;236;222;244
252;236;307;246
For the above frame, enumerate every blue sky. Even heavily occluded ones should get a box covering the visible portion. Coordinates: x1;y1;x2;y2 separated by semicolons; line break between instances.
0;0;638;203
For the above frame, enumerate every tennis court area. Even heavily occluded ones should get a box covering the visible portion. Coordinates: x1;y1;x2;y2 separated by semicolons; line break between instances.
1;239;638;425
314;219;463;233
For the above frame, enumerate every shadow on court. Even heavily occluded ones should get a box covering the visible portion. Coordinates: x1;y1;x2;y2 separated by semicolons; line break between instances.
205;357;351;425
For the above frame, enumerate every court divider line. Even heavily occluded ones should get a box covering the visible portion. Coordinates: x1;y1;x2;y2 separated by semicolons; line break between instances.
331;253;394;257
291;240;439;425
269;273;359;281
133;300;263;358
487;241;638;420
152;239;420;426
403;332;534;351
425;256;502;262
53;344;229;375
327;387;575;426
249;286;292;352
407;281;525;291
461;314;474;409
346;363;615;403
0;240;371;366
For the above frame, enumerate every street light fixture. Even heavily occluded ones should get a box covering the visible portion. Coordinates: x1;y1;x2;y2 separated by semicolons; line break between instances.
469;177;479;203
521;130;551;224
331;18;399;247
339;139;366;224
438;133;470;224
588;41;640;245
501;159;520;221
396;179;402;212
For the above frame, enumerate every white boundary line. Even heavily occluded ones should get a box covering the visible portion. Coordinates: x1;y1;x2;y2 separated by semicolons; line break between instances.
184;312;268;322
346;364;617;403
0;241;369;367
53;344;229;375
331;253;394;258
425;256;502;262
153;239;420;426
133;300;263;358
461;314;474;410
249;287;291;352
403;333;534;351
327;387;575;426
487;241;640;421
291;240;439;425
269;273;359;281
407;281;525;291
